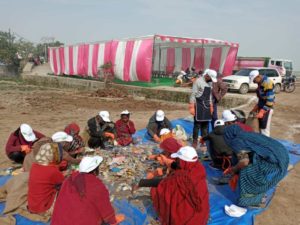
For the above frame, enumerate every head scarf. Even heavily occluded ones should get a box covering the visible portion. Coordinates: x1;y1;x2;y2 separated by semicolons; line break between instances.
160;137;182;154
35;142;63;165
64;123;80;136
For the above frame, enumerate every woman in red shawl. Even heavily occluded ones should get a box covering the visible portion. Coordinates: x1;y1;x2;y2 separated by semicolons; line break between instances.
115;110;136;146
64;123;85;156
51;156;125;225
136;146;209;225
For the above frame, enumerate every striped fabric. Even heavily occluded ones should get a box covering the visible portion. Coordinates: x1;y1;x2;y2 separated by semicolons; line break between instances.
258;76;275;110
49;35;239;82
224;125;289;207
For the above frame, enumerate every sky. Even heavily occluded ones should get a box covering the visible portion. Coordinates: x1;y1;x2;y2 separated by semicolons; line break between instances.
1;0;299;69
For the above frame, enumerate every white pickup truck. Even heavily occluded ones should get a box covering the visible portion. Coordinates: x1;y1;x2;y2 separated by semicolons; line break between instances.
222;67;282;94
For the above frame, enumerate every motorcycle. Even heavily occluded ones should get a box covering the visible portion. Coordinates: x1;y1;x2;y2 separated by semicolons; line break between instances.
282;75;296;93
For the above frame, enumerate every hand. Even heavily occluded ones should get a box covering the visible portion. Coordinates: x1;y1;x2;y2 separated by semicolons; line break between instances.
210;104;214;115
146;171;155;179
131;184;140;193
155;168;164;176
223;167;233;176
160;155;174;167
199;137;205;145
251;104;259;113
256;109;267;119
148;154;158;160
189;103;195;116
153;135;161;143
104;132;115;139
113;214;125;224
21;145;31;154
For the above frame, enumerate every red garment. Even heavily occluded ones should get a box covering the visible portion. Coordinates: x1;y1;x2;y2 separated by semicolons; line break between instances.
51;172;116;225
151;160;209;225
237;122;254;132
28;163;64;213
115;119;136;146
160;137;182;154
5;129;45;156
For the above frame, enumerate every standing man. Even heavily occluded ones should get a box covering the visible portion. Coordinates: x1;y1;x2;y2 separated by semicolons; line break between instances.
249;70;275;136
211;71;228;129
189;69;216;149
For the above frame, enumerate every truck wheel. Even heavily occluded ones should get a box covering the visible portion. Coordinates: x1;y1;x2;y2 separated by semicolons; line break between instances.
274;83;281;93
239;84;249;94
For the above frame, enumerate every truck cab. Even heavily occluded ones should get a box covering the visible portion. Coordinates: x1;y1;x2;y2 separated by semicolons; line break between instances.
269;59;293;76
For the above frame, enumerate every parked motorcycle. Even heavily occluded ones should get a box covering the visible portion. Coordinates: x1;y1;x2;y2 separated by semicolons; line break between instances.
282;75;296;93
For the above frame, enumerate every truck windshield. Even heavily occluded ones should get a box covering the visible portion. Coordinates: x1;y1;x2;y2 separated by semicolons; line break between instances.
235;69;252;76
284;62;293;70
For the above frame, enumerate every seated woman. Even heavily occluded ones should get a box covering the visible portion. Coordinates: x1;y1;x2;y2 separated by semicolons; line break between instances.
5;123;45;163
23;132;79;172
223;125;289;207
146;110;172;143
86;111;117;149
27;142;64;214
51;156;125;225
201;119;233;170
115;110;136;146
146;137;182;179
64;123;85;156
135;146;209;225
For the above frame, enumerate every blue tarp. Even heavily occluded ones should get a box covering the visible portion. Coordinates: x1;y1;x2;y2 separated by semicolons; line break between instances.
1;119;300;225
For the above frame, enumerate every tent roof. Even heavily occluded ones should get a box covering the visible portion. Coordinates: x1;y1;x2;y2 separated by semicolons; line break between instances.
49;34;239;49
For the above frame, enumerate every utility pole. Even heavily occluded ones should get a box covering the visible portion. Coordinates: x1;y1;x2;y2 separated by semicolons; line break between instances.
41;36;55;62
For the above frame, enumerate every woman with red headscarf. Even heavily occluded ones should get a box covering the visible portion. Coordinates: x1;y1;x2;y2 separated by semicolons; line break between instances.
135;146;209;225
146;137;182;178
64;123;85;156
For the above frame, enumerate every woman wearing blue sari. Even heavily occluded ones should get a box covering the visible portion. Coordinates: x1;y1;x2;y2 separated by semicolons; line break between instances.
223;125;289;207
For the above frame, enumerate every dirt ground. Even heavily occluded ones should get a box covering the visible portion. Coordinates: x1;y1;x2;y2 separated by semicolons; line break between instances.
0;79;299;225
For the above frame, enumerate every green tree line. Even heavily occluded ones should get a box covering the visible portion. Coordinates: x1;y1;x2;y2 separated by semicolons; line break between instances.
0;30;63;66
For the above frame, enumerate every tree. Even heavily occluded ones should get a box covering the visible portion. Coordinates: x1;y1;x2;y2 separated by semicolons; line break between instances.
0;31;17;64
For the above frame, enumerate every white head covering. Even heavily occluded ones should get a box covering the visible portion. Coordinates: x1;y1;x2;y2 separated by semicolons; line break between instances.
156;110;165;122
120;110;130;115
222;110;237;122
160;128;171;136
79;156;103;173
171;146;198;162
249;70;259;83
52;131;73;143
214;119;225;128
20;123;37;142
99;111;111;122
204;69;217;82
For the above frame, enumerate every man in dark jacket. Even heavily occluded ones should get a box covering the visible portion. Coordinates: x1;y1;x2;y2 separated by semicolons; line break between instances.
211;71;228;129
202;120;233;170
146;110;172;143
87;111;116;149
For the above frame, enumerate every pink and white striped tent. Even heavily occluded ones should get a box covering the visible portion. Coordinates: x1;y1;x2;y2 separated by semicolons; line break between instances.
48;34;239;82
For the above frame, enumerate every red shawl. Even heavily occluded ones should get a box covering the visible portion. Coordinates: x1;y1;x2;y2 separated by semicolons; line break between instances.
151;160;209;225
51;172;116;225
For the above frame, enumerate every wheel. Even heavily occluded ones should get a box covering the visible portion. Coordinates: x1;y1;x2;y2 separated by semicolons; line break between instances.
285;83;296;93
239;83;249;94
274;83;281;94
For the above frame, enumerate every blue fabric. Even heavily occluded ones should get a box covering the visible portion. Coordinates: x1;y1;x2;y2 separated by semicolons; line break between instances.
223;125;289;206
0;118;299;225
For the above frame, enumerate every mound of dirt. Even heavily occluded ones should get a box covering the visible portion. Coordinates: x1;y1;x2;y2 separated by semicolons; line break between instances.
91;88;129;98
